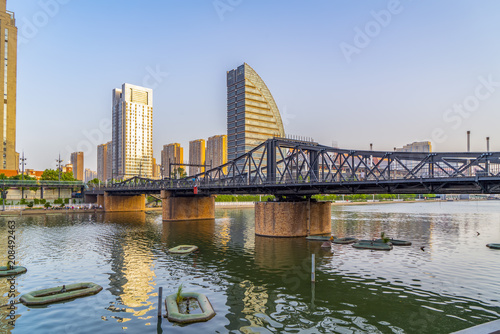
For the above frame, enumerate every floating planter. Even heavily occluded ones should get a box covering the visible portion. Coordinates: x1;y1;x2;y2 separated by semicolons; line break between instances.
374;239;412;246
0;265;27;277
332;237;358;245
20;282;103;306
306;236;334;242
487;243;500;250
165;292;216;323
357;239;384;244
352;242;393;251
169;245;198;254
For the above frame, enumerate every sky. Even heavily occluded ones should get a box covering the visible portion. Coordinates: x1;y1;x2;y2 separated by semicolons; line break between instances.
10;0;500;171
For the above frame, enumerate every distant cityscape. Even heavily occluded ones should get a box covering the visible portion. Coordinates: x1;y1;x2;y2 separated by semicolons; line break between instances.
0;2;432;186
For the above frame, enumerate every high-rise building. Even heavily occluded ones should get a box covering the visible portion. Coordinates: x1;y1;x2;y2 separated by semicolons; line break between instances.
227;63;285;161
206;135;227;169
97;141;112;181
162;143;183;178
97;142;108;182
106;141;113;181
112;83;153;180
152;158;161;179
189;139;206;176
70;152;84;181
84;169;97;183
0;1;18;170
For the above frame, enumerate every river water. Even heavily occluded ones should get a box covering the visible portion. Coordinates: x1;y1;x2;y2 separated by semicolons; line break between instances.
0;201;499;333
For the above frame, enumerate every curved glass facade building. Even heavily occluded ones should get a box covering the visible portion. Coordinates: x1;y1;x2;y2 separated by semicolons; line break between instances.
227;63;285;161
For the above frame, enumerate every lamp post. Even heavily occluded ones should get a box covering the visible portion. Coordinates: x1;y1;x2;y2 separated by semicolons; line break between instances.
56;154;63;198
20;152;27;199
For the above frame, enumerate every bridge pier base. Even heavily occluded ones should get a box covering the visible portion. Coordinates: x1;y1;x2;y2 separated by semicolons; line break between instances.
103;192;145;212
255;201;331;237
161;190;215;221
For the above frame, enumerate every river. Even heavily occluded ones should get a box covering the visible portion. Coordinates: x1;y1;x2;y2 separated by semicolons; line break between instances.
0;201;499;333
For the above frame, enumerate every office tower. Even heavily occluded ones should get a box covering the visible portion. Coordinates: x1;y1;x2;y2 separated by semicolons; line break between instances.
206;135;227;169
0;1;17;170
227;63;285;161
112;83;153;180
70;152;84;181
162;143;183;178
189;139;206;176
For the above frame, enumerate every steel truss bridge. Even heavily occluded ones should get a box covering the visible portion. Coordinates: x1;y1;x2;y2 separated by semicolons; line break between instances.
93;138;500;197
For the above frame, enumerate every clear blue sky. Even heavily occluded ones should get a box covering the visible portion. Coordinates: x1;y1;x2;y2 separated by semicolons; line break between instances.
11;0;500;171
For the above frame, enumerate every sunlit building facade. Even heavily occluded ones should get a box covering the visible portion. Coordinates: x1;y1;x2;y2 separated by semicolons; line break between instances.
189;139;206;176
0;1;17;170
70;151;84;181
227;63;285;161
162;143;183;178
206;135;227;169
112;84;153;179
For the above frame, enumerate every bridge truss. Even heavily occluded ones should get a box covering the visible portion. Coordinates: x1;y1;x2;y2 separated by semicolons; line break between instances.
103;138;500;196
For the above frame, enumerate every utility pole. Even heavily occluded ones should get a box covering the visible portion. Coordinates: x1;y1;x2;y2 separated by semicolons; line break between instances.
467;131;471;176
20;152;27;200
56;154;63;198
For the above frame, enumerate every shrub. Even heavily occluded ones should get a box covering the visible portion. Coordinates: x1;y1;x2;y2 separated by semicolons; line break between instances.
44;202;51;208
27;202;34;208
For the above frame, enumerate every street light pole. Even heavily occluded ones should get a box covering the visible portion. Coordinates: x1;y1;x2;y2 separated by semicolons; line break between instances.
56;154;63;198
20;151;27;200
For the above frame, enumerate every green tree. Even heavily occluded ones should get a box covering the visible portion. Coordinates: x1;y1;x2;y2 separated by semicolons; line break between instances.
41;169;59;181
171;167;187;179
87;178;100;186
61;171;77;181
9;174;36;181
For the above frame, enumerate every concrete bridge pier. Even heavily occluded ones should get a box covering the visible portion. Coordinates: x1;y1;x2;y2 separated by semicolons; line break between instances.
161;190;215;221
255;200;332;237
103;192;145;212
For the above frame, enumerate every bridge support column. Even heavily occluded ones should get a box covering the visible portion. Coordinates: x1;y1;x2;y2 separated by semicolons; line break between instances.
255;201;331;237
84;194;98;204
103;192;145;212
161;190;215;221
97;194;104;208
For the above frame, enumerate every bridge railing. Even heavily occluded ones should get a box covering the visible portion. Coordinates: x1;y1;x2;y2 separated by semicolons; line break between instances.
0;180;84;187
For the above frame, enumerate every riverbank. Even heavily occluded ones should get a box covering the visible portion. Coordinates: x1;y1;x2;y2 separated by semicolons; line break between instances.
0;199;489;216
214;199;448;209
0;208;105;216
